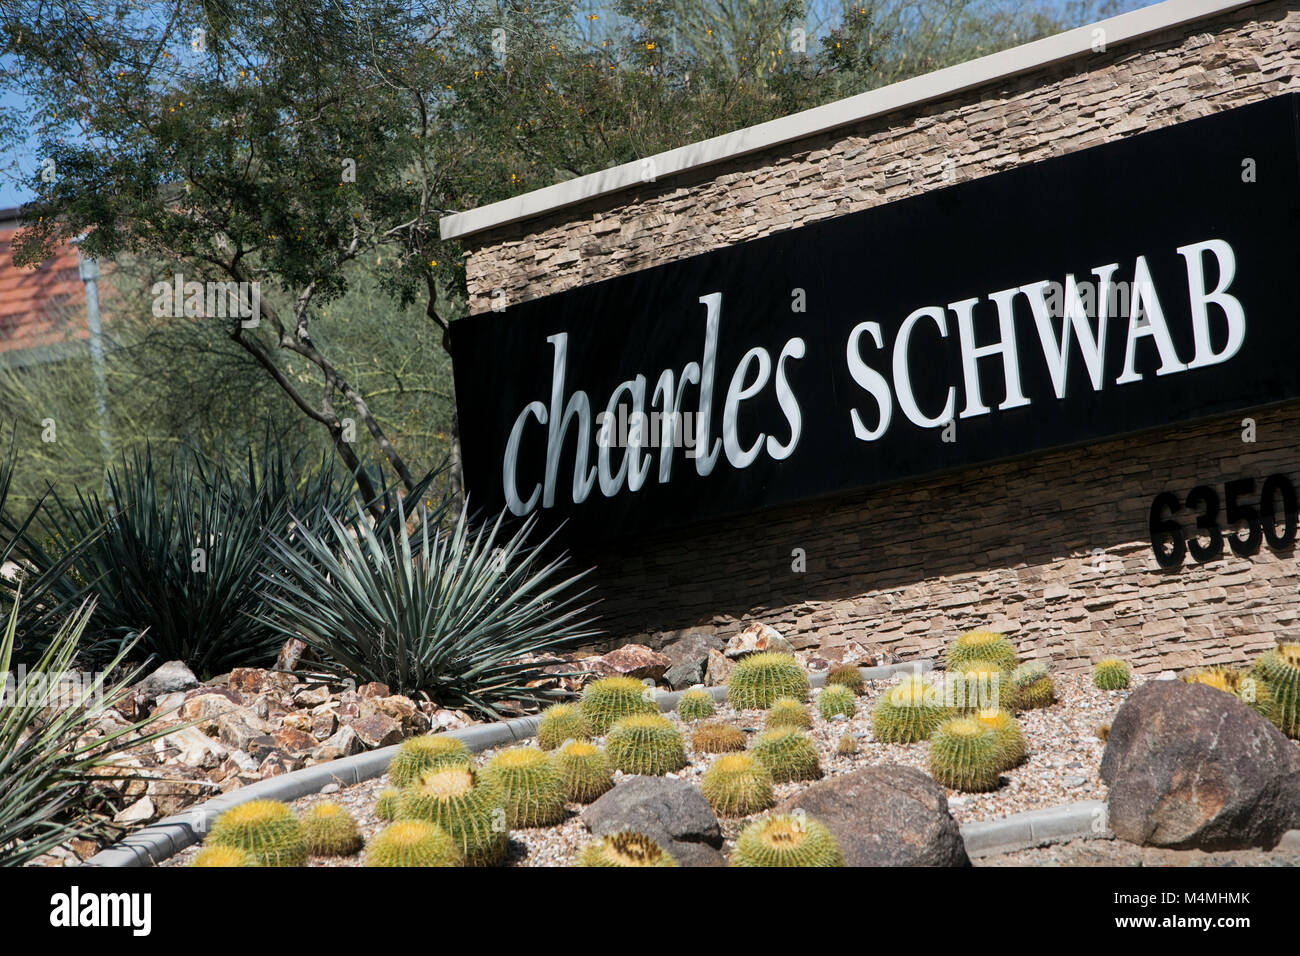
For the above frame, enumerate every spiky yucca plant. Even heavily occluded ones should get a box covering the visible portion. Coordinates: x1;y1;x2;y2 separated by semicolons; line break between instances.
301;802;363;856
388;734;472;787
1093;658;1131;691
1252;644;1300;738
208;800;308;867
700;753;775;817
259;499;598;720
397;766;507;866
366;820;463;867
731;814;845;867
946;631;1018;674
676;689;715;722
749;729;822;783
974;710;1026;770
552;740;613;803
0;598;175;867
929;718;1004;792
765;697;812;731
817;685;856;720
692;722;747;753
871;675;952;743
727;653;809;709
1012;662;1055;710
825;664;864;695
536;703;591;750
606;714;687;775
190;846;258;867
481;747;567;827
374;787;401;822
579;675;658;735
577;831;678;867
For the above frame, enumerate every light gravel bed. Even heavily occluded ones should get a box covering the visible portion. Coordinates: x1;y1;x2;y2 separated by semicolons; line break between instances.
166;672;1136;867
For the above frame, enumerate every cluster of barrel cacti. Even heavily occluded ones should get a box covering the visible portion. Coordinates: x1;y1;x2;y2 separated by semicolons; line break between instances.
871;674;953;743
579;675;658;733
481;747;567;828
676;689;716;721
198;798;363;867
765;697;812;731
397;765;508;866
1092;658;1131;690
536;703;592;750
606;714;688;775
203;800;309;867
726;652;810;709
1250;643;1300;738
817;685;857;720
576;831;678;867
731;814;845;867
1182;643;1300;739
700;753;775;817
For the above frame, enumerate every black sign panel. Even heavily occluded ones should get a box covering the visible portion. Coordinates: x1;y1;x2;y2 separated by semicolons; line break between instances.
450;93;1300;544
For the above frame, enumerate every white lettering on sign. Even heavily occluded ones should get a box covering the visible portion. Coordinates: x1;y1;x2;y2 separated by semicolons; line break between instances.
503;239;1245;515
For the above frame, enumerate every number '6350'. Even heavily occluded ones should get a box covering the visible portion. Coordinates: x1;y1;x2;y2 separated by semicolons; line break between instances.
1149;475;1299;568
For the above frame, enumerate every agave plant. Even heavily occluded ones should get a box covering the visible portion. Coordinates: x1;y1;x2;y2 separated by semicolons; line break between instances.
0;430;96;662
27;448;288;674
0;596;172;867
258;500;599;718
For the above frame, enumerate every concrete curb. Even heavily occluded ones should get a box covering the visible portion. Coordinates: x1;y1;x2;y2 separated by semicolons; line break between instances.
960;799;1110;857
83;658;932;867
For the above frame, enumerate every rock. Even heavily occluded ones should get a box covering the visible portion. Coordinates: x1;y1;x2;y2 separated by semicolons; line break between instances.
131;661;198;701
150;691;188;717
1100;681;1300;850
159;725;227;770
582;776;725;867
217;712;272;752
778;765;970;867
274;637;315;673
113;796;155;826
258;749;303;777
293;686;331;707
271;728;319;753
228;667;283;695
375;694;427;733
357;682;391;699
1155;670;1177;681
590;644;672;681
724;622;794;660
1064;775;1087;789
348;713;403;749
280;712;312;733
310;711;337;740
660;633;724;668
704;649;733;685
663;659;705;691
178;689;246;724
146;774;213;816
312;725;362;761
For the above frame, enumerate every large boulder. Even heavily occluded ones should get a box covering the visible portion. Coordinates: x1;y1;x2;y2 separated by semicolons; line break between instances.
1100;681;1300;849
778;765;969;866
582;776;725;866
590;644;672;681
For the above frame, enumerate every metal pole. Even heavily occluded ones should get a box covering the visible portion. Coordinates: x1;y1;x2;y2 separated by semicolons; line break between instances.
76;250;113;496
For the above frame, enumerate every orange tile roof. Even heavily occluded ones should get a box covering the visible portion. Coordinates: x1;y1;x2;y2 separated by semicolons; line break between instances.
0;211;88;356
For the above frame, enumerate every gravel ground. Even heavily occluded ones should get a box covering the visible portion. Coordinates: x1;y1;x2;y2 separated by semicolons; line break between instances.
167;671;1141;867
976;837;1300;867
